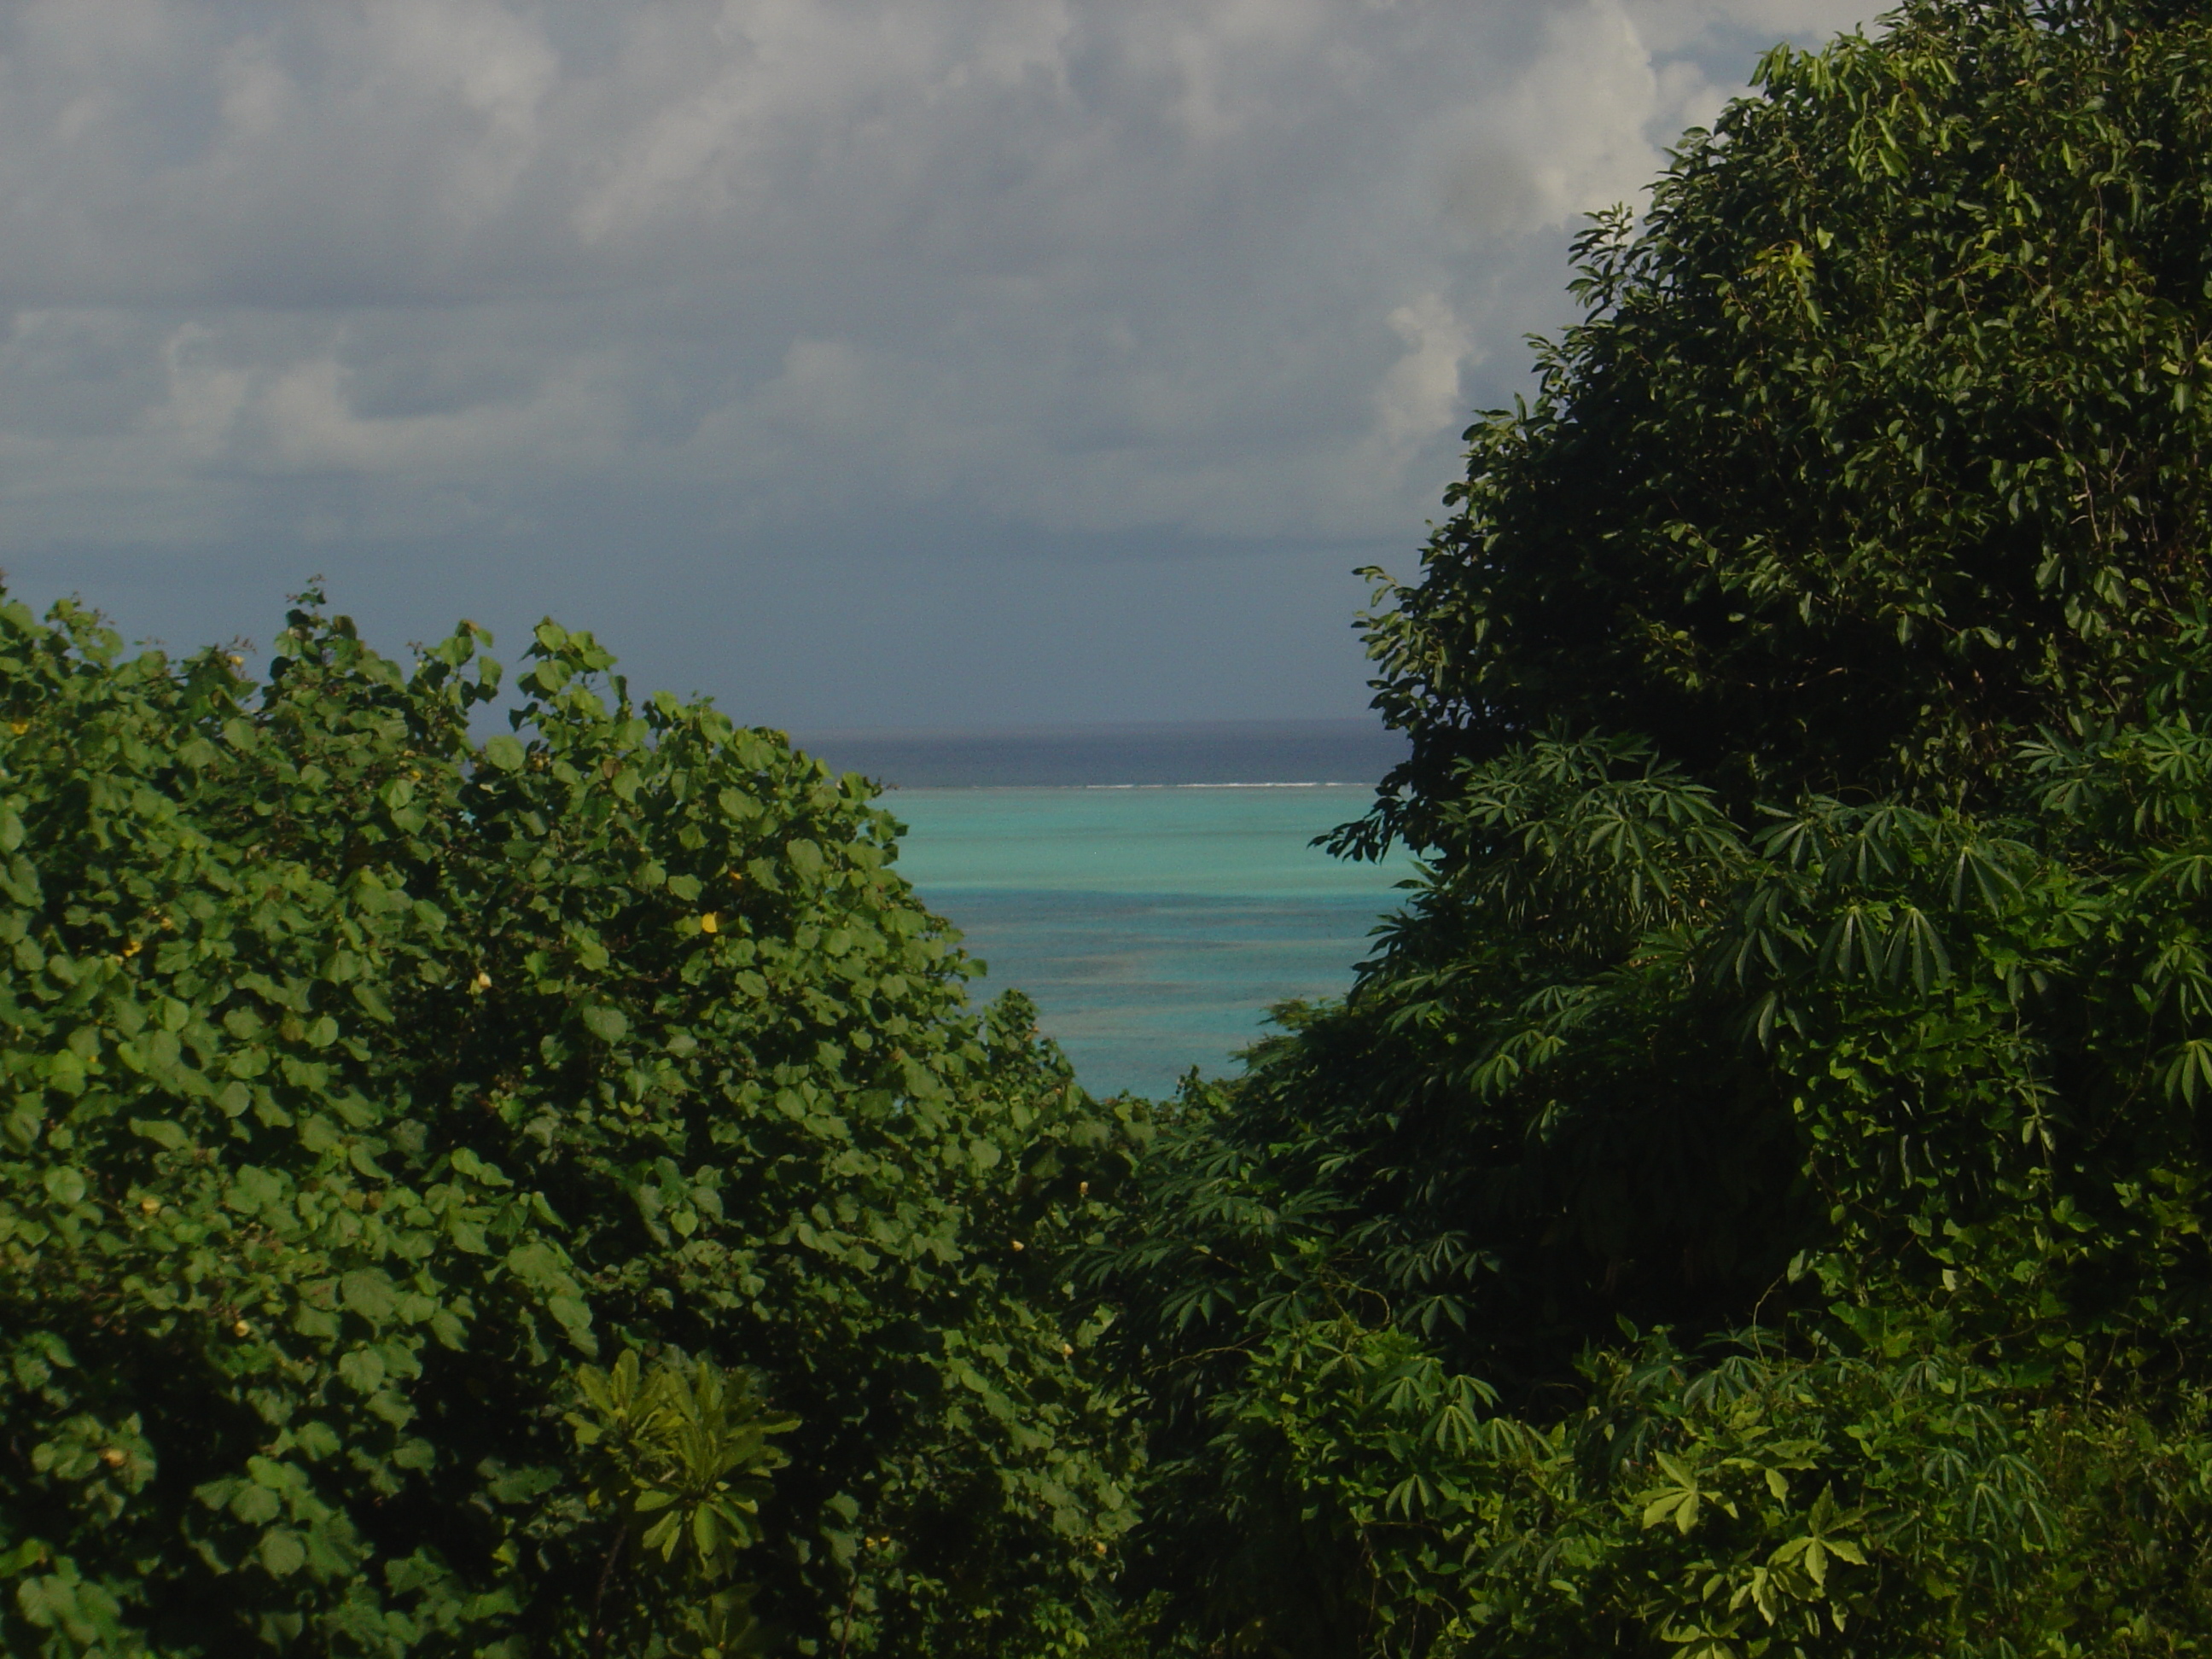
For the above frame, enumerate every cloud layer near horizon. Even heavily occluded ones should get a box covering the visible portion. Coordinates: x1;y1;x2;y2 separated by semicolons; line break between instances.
0;0;1878;725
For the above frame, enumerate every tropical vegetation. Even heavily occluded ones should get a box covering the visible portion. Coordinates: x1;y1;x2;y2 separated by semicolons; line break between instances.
15;0;2212;1652
0;592;1138;1656
1087;0;2212;1650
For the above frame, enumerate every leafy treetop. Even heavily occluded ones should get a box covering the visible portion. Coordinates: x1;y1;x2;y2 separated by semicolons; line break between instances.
1349;0;2212;853
0;588;1142;1657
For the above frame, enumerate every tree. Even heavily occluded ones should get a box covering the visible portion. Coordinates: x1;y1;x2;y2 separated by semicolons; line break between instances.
1342;0;2212;846
0;589;1140;1656
1091;3;2212;1652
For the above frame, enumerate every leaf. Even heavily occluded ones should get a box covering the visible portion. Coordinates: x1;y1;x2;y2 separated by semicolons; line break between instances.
504;1242;567;1289
341;1271;399;1322
393;1438;435;1470
450;1147;511;1187
481;735;526;772
338;1348;387;1394
579;1004;628;1044
642;1511;684;1559
259;1529;306;1577
229;1486;281;1525
43;1167;85;1208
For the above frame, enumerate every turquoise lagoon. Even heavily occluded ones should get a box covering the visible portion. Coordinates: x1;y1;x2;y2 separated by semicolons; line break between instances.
884;784;1417;1098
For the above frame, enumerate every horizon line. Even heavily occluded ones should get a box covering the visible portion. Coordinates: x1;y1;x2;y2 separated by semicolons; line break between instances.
793;714;1397;743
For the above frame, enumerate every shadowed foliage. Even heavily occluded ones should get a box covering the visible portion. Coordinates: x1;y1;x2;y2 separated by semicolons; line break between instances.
1087;3;2212;1652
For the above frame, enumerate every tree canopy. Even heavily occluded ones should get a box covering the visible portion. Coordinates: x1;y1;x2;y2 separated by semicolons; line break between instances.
22;1;2212;1654
1345;0;2212;843
1088;1;2212;1652
0;591;1139;1656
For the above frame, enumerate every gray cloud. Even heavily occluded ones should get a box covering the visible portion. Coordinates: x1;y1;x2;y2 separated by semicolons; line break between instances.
0;0;1881;725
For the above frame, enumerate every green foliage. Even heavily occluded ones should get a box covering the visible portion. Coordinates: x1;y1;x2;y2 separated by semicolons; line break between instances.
36;3;2212;1652
1342;0;2212;849
565;1348;795;1656
1115;1312;2212;1656
1082;0;2212;1652
0;587;1141;1655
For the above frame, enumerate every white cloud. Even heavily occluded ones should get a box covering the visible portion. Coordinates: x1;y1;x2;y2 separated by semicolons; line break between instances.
0;0;1883;720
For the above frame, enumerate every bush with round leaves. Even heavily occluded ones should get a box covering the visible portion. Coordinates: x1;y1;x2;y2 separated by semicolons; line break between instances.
0;588;1141;1656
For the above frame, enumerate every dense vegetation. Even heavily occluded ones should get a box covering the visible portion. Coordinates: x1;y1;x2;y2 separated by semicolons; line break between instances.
16;0;2212;1653
0;592;1139;1656
1079;0;2212;1652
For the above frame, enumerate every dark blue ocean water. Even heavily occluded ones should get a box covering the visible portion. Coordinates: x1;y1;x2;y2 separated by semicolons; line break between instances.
882;783;1416;1099
798;719;1409;790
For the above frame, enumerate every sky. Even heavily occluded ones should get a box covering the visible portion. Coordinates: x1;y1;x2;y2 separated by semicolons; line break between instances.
0;0;1883;731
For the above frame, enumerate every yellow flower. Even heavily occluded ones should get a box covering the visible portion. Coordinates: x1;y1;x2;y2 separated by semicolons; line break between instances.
700;911;719;934
472;969;492;992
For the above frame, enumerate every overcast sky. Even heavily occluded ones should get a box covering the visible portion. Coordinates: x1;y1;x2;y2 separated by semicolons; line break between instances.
0;0;1881;731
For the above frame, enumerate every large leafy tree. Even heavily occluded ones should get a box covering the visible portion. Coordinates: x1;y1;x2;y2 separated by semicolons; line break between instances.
0;591;1138;1656
1091;3;2212;1653
1342;0;2212;841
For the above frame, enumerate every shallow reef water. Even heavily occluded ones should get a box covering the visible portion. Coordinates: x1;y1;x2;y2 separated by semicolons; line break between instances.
888;783;1414;1097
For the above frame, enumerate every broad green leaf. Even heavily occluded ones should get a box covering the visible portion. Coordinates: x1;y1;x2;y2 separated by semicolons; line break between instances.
579;1004;628;1043
43;1166;85;1207
259;1529;306;1577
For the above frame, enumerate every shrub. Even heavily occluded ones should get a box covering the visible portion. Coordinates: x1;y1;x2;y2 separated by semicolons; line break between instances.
0;589;1139;1656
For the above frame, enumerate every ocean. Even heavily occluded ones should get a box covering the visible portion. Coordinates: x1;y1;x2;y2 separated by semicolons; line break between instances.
799;721;1417;1099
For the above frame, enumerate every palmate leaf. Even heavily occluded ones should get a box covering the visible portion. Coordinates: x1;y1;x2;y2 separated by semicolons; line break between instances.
1947;845;2021;912
2160;1038;2212;1107
1817;905;1879;982
1893;907;1952;994
1638;1452;1737;1535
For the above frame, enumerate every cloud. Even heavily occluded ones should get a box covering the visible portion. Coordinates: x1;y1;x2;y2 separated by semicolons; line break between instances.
0;0;1883;722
